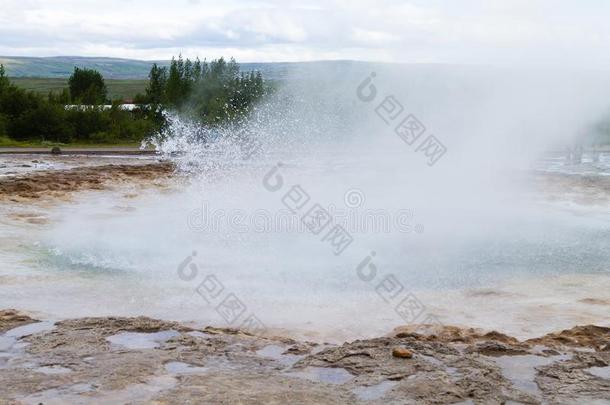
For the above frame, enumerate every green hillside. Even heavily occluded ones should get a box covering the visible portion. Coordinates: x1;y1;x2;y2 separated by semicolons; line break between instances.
0;56;159;79
0;56;341;81
10;77;148;101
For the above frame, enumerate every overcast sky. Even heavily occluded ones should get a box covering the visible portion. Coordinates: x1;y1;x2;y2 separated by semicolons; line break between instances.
1;0;609;66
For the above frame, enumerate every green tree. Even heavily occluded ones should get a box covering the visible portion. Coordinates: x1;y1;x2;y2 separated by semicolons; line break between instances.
192;58;202;82
58;88;71;104
0;114;7;137
10;103;74;142
165;57;182;106
68;67;108;104
143;55;267;125
0;70;161;144
0;64;9;91
145;63;167;104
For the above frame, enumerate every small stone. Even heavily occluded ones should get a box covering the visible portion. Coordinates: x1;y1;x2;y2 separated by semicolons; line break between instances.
392;347;413;358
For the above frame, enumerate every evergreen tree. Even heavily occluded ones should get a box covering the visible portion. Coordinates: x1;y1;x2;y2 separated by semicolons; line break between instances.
201;59;209;79
176;54;185;79
227;58;239;79
0;64;9;91
193;58;202;82
165;57;182;106
143;55;267;125
255;71;264;95
183;58;193;98
145;63;167;104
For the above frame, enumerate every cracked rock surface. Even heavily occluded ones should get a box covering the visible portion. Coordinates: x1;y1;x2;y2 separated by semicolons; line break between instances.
0;310;608;404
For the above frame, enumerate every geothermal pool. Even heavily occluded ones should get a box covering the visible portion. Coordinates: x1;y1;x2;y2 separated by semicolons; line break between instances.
0;148;608;343
2;67;610;342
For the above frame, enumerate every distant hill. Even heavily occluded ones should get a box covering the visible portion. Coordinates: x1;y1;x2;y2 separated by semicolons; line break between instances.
9;77;148;101
0;56;336;80
0;56;159;79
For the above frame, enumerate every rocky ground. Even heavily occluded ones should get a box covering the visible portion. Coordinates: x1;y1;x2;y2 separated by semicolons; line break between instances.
0;310;608;404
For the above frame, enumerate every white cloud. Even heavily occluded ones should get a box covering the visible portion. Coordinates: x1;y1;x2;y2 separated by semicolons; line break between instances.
0;0;608;67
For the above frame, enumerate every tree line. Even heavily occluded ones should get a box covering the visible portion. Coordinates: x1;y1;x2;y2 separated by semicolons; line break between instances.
0;65;159;144
0;56;266;144
145;55;265;124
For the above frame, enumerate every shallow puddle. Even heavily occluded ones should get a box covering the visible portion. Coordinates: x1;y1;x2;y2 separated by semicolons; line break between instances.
5;321;56;339
1;321;56;370
20;376;176;405
35;365;72;375
164;361;208;374
106;330;179;349
256;344;304;367
0;336;13;351
586;366;610;380
491;353;570;397
20;383;95;405
287;366;353;385
187;331;215;339
352;380;397;401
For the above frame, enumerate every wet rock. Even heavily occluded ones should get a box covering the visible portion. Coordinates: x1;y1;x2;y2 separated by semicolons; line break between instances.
393;324;521;346
392;347;414;358
0;309;35;333
465;341;529;357
536;351;610;403
526;325;610;352
1;312;609;404
284;342;317;355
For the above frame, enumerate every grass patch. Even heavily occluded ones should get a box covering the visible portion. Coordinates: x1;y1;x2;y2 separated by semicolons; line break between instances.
0;136;39;147
0;136;143;148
